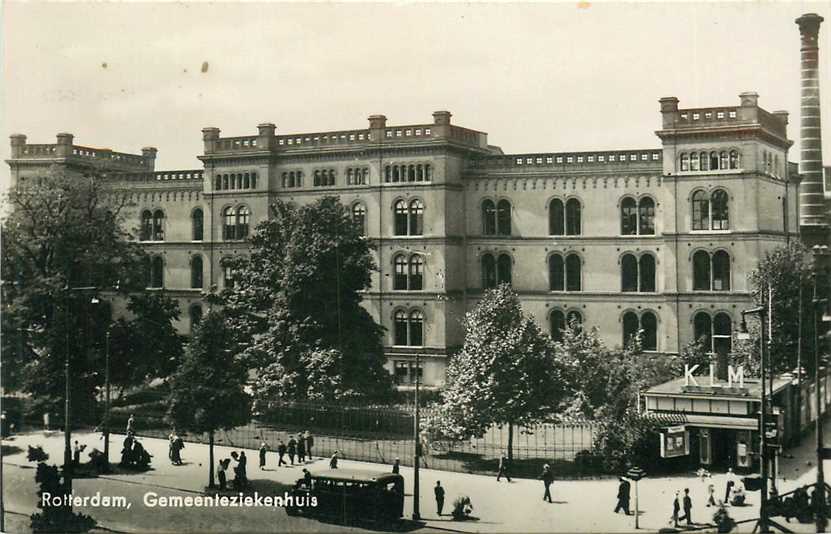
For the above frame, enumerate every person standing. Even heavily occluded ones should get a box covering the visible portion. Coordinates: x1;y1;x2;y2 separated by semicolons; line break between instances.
671;491;681;527
126;414;136;435
724;468;736;503
434;481;445;516
287;436;297;465
73;441;82;467
259;442;268;470
539;464;554;503
217;458;228;491
302;468;313;489
304;431;314;459
238;451;248;486
168;434;175;463
497;453;511;482
707;483;717;507
614;477;631;515
330;450;339;469
277;439;287;467
680;488;693;526
297;438;306;464
172;434;184;465
392;458;400;474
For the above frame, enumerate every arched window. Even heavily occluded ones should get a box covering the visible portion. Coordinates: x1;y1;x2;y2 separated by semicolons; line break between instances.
409;255;424;290
190;304;202;334
622;312;640;348
693;250;711;290
409;310;424;346
394;310;408;345
393;255;408;290
709;152;719;171
565;198;581;235
408;199;424;236
151;256;164;288
384;166;391;183
222;174;229;189
425;164;433;181
621;197;637;235
692;190;710;231
550;310;566;342
190;256;203;289
680;154;689;172
566;310;583;332
192;208;204;241
482;200;497;235
236;205;250;239
140;210;153;241
496;253;512;286
690;152;700;171
638;197;655;235
713;312;733;356
496;200;511;236
710;190;729;230
729;150;739;169
641;312;658;351
549;199;565;236
352;204;367;236
639;254;656;292
693;312;713;347
565;254;581;291
549;255;565;291
392;166;400;183
243;173;250;189
394;200;408;236
482;253;497;289
222;257;235;289
313;171;321;187
215;175;222;190
152;210;165;241
700;152;709;171
719;151;728;170
251;171;258;188
621;254;638;292
712;250;731;291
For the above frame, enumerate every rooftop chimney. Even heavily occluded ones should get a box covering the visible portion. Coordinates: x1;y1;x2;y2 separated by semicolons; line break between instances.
796;13;827;233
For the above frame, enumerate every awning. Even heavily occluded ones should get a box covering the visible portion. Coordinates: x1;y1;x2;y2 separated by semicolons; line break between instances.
646;411;758;431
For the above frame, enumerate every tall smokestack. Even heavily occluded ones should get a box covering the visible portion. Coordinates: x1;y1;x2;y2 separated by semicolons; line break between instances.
796;13;827;239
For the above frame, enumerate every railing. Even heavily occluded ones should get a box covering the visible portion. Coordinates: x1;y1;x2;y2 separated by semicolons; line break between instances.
214;136;259;151
72;145;149;167
470;149;662;170
20;144;57;156
110;169;204;183
276;129;372;147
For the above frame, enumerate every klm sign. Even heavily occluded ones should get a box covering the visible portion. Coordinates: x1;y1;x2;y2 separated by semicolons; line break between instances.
683;364;746;389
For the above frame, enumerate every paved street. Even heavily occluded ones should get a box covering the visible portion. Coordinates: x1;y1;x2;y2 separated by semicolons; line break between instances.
4;424;831;533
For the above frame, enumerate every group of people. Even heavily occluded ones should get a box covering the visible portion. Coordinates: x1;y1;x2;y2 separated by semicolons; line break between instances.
120;432;152;470
259;431;315;469
217;451;248;491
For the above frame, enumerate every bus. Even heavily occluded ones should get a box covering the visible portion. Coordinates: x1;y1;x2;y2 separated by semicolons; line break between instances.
286;469;405;523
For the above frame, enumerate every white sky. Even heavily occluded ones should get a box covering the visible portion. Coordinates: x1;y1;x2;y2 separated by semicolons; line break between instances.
2;2;831;182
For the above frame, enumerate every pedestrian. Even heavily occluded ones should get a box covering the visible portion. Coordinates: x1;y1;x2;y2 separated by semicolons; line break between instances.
614;477;631;515
126;414;136;435
392;458;400;474
217;458;229;491
259;442;268;470
680;487;693;526
238;451;248;485
302;468;312;489
671;491;680;527
330;450;339;469
172;434;184;465
724;468;736;503
707;482;717;507
539;464;554;503
168;433;175;463
73;440;82;467
496;453;511;482
288;435;297;465
435;481;445;516
297;437;306;464
305;430;314;459
277;439;287;467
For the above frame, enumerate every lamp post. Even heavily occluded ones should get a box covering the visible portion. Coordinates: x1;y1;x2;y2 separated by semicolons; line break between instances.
413;350;421;521
739;306;770;534
812;244;830;533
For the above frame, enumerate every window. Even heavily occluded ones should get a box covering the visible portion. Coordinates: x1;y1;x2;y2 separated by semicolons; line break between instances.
393;254;424;291
550;310;566;342
623;311;658;351
352;204;367;236
639;254;656;292
140;210;153;241
408;200;424;236
223;206;237;240
394;255;408;290
147;256;164;288
565;199;581;235
238;206;250;239
638;197;655;235
482;253;497;289
690;152;700;171
482;253;511;288
482;200;497;235
496;200;511;236
190;304;202;334
680;154;689;172
497;254;512;286
192;208;204;241
549;254;580;291
392;199;424;236
720;151;728;170
709;152;719;171
393;361;424;385
394;200;408;236
191;256;203;289
692;189;729;231
549;199;565;236
393;309;424;346
621;254;638;292
693;250;731;291
729;150;739;169
152;210;165;241
222;258;235;289
620;198;638;235
409;255;424;290
694;312;733;357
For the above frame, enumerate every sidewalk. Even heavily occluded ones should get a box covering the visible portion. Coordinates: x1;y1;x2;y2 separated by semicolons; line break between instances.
4;429;830;533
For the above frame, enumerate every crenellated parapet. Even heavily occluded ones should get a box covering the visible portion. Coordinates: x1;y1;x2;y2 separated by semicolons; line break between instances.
8;133;156;171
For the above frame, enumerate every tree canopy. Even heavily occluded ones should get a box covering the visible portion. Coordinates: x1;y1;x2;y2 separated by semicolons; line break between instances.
222;197;391;402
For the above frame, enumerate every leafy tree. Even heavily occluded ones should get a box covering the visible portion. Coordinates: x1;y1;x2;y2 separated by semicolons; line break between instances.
748;242;822;374
679;338;713;371
166;308;251;489
427;285;566;460
222;197;391;401
1;167;146;418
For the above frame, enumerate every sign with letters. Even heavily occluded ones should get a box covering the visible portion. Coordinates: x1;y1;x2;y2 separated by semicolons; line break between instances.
683;364;745;388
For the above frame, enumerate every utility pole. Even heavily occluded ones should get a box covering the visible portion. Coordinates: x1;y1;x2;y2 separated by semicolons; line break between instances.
412;351;421;521
813;245;829;533
104;328;111;467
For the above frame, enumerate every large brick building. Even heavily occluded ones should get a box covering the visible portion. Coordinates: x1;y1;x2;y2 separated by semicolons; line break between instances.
8;90;814;387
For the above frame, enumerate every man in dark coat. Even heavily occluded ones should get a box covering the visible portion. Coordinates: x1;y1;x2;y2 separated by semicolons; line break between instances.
539;464;554;503
680;488;693;526
287;436;297;465
434;481;445;516
277;440;287;467
392;458;400;474
614;477;631;514
497;453;511;482
304;431;314;459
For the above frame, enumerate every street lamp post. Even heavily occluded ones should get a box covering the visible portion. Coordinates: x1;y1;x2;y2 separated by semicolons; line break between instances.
104;328;111;467
812;244;830;533
413;351;421;521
